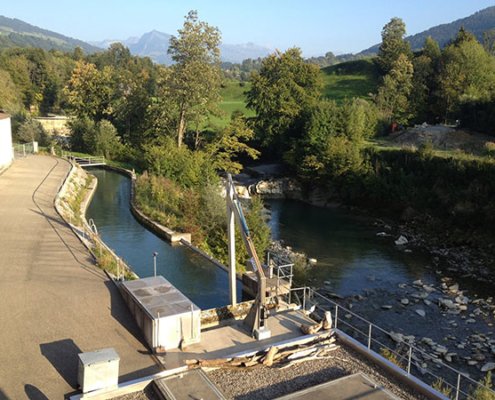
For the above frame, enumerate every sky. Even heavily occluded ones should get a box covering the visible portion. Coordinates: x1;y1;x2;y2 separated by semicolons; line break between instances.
2;0;495;56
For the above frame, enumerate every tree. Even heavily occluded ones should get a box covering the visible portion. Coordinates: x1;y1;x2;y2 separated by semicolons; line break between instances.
64;61;113;121
246;47;322;153
438;29;495;119
377;17;412;74
0;69;23;113
483;28;495;56
207;114;260;174
376;53;414;125
410;37;441;122
88;120;124;160
16;119;49;146
167;10;222;147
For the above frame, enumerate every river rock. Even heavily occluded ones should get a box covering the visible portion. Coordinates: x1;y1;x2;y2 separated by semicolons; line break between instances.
382;305;393;310
254;178;301;197
434;345;448;355
413;279;423;286
395;235;408;246
481;362;495;372
466;319;476;324
438;298;457;310
415;309;426;317
424;299;432;306
448;283;460;293
376;232;390;237
389;332;404;343
401;298;410;305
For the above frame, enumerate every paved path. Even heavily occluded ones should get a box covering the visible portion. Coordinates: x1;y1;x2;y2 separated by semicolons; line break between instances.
0;156;159;400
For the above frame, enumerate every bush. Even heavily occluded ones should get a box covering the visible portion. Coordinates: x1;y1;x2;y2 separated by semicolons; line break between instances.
143;136;218;188
471;372;495;400
135;172;271;271
15;118;50;146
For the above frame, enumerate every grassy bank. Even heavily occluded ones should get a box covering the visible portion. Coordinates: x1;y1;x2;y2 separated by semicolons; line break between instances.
134;172;270;271
321;59;380;102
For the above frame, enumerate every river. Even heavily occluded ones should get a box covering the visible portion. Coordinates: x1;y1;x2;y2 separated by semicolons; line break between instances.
268;199;436;296
86;168;243;309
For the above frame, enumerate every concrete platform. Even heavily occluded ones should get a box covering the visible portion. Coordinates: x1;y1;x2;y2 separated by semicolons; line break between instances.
162;309;322;369
274;373;398;400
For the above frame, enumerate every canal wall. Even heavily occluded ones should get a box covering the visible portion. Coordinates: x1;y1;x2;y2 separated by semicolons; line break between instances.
99;165;192;244
54;159;137;281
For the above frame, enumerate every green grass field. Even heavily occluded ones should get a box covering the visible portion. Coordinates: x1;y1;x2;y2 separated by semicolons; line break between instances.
213;59;380;127
321;59;380;102
208;80;255;128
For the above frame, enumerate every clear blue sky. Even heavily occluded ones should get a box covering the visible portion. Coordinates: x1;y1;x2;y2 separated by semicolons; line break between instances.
2;0;494;55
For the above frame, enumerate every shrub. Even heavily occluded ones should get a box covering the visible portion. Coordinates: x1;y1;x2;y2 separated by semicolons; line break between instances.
471;372;495;400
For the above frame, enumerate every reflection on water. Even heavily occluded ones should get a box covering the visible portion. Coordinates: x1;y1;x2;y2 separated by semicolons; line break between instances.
86;169;242;309
267;199;436;296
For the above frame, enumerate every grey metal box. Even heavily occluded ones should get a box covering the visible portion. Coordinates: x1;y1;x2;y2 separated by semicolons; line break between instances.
77;348;120;393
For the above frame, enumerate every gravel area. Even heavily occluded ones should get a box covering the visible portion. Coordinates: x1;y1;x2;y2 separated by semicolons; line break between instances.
207;342;428;400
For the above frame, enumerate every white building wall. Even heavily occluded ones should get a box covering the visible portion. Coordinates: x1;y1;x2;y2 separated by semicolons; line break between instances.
0;116;14;170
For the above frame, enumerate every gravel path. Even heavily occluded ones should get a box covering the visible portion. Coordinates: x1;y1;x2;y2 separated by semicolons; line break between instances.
207;343;427;400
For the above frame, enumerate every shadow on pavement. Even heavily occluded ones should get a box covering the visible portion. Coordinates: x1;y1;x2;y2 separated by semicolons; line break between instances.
40;339;82;390
105;280;150;347
24;384;49;400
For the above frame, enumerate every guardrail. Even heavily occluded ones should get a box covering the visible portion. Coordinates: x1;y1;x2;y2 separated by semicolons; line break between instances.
13;142;35;158
62;151;106;167
286;287;495;400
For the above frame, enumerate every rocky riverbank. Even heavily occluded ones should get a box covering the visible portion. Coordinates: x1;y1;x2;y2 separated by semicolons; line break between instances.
242;171;495;288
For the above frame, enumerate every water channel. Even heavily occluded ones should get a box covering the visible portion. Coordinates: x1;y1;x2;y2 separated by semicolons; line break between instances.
86;168;243;310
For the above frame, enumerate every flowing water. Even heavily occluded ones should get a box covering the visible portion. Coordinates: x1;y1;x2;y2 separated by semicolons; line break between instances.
267;199;437;296
86;168;243;309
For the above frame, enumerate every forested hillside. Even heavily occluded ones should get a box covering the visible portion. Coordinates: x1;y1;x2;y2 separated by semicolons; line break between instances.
0;15;99;53
360;6;495;54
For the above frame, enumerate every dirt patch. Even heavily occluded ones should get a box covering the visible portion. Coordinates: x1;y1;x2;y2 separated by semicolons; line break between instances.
388;124;494;154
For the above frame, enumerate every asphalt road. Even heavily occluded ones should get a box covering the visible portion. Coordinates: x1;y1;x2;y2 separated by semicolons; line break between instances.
0;156;159;400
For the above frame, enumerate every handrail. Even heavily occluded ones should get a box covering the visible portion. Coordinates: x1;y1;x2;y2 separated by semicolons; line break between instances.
286;286;495;400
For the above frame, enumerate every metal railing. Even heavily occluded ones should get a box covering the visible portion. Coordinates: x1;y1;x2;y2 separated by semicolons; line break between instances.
63;151;106;167
286;287;495;400
13;142;35;158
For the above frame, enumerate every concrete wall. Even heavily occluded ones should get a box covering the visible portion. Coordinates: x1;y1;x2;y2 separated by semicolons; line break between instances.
0;115;13;170
35;116;70;136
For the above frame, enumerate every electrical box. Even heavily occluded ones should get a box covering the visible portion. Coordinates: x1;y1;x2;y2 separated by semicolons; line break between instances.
77;348;119;393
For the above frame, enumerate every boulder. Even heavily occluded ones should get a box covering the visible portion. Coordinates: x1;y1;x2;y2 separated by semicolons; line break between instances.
481;362;495;372
395;235;408;246
415;309;426;317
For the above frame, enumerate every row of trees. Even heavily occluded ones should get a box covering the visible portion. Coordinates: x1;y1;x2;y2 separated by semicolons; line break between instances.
375;18;495;128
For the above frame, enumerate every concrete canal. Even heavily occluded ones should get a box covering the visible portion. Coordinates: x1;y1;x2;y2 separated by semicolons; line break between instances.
86;168;243;309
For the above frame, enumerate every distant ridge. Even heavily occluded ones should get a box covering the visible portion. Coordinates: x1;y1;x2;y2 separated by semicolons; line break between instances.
94;30;273;64
359;6;495;55
0;15;100;54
